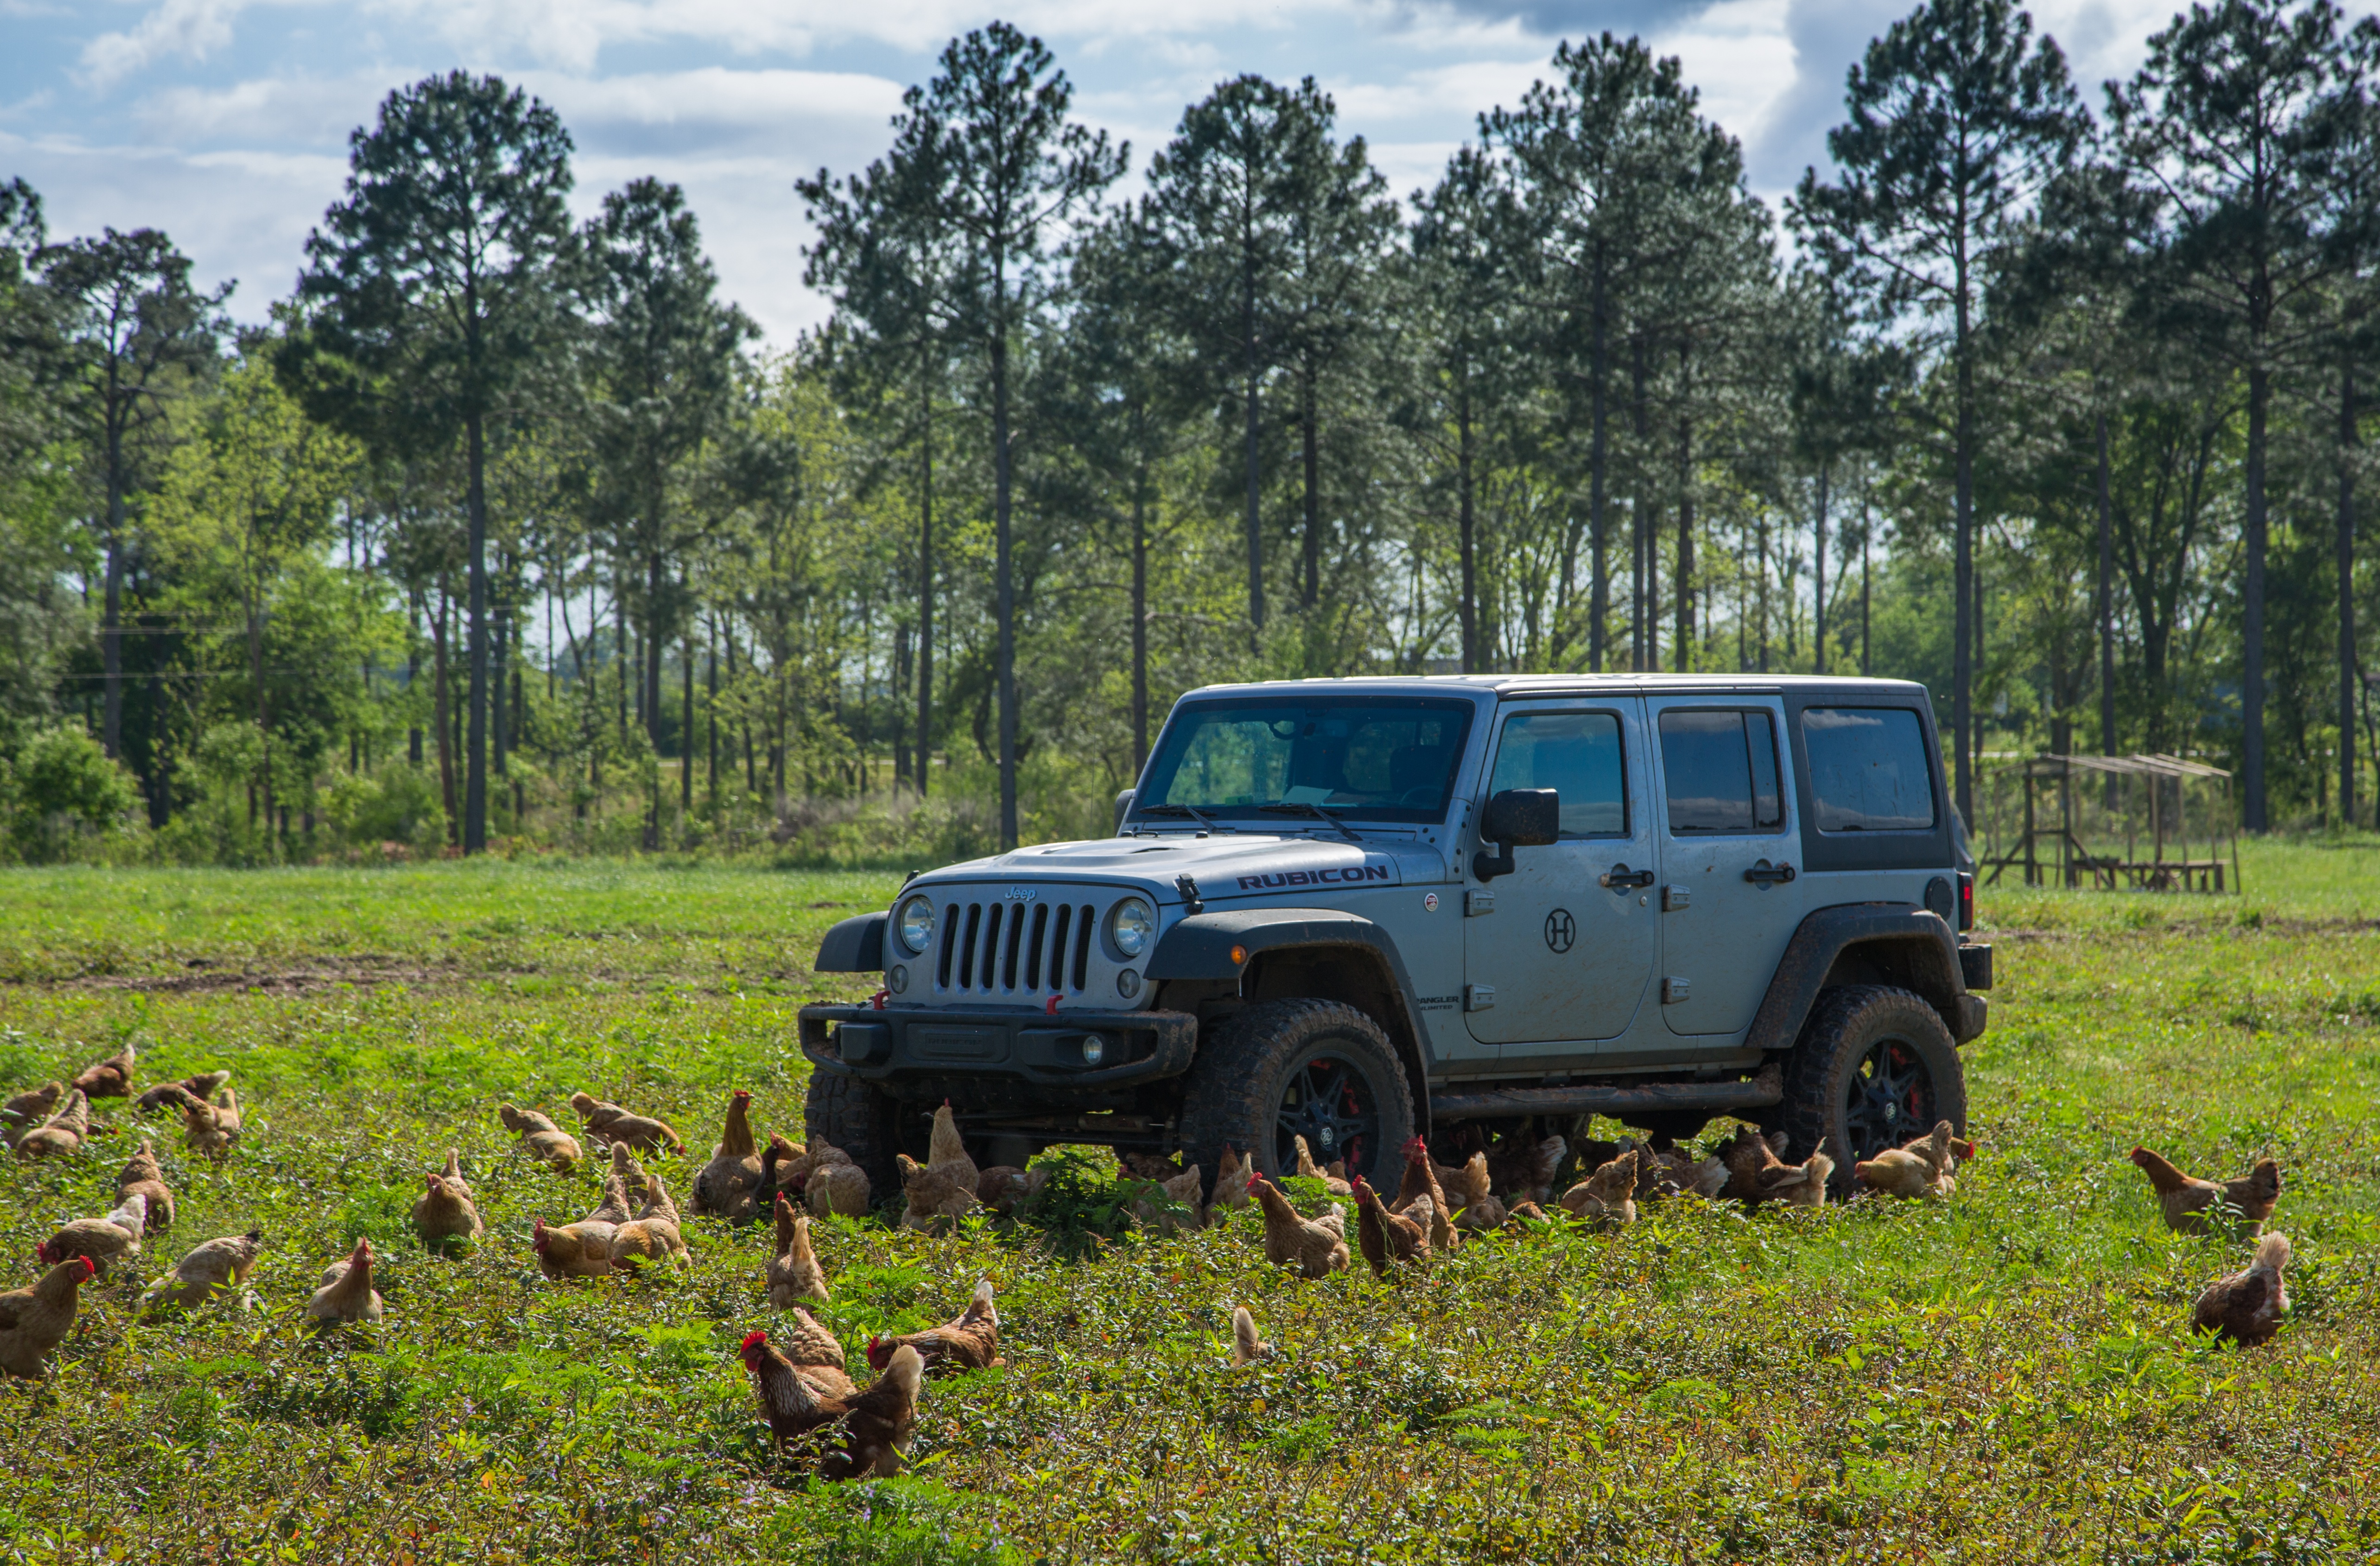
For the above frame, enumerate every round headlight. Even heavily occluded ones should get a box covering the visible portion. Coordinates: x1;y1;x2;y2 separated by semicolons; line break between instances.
1107;897;1156;959
896;895;936;955
1079;1034;1107;1067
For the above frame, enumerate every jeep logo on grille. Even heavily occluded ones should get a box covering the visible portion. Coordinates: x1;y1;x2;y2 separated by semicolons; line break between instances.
1003;887;1037;902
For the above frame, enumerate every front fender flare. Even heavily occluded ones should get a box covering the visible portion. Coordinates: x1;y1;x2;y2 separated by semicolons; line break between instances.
1148;907;1433;1133
814;913;888;973
1746;903;1975;1052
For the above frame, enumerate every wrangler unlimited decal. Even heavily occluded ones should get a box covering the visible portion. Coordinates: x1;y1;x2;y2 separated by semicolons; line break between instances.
1234;864;1394;891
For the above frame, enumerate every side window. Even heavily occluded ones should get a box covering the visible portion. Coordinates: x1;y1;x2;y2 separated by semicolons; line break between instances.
1801;707;1937;831
1659;709;1784;834
1487;711;1628;837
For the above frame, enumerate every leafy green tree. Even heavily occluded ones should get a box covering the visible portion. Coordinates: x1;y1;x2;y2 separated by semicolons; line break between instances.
37;227;227;762
287;70;574;853
0;180;82;748
1410;146;1529;674
1489;34;1767;672
1792;0;2085;823
896;23;1120;847
3;724;137;862
800;108;963;797
1043;206;1204;767
151;352;366;853
2109;0;2361;828
573;177;756;844
1147;75;1333;641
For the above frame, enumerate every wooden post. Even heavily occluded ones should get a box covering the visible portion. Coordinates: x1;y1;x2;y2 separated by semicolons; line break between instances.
2024;768;2038;888
2059;762;2075;888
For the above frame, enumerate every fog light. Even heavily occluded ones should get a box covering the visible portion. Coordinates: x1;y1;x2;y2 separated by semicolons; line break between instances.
1115;969;1141;999
887;964;909;993
1079;1034;1106;1067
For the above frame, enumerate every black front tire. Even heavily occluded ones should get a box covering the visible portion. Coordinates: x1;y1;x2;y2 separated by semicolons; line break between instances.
804;1070;901;1203
1177;999;1415;1197
1777;985;1966;1181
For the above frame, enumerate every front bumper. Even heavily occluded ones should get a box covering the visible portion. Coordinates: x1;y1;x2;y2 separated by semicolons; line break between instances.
798;1002;1198;1090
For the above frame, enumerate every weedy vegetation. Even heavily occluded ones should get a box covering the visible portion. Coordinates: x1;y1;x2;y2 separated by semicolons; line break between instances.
0;844;2377;1563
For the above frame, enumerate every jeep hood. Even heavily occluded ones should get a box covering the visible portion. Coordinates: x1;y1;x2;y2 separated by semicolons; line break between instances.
919;833;1446;902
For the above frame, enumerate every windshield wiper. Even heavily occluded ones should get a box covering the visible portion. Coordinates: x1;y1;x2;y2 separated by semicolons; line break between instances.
1136;802;1238;834
1256;802;1368;845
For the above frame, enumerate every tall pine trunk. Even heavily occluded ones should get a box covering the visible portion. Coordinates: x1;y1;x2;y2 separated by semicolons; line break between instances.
993;291;1018;851
1300;365;1321;611
465;409;489;854
916;366;935;798
1458;372;1479;674
1243;248;1264;640
2339;357;2358;826
433;581;457;844
1952;284;1976;831
1588;259;1609;672
102;426;126;759
1813;460;1829;675
2243;361;2269;829
1131;484;1150;775
1673;340;1695;673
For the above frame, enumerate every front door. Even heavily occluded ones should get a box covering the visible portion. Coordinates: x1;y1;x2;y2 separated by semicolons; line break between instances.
1647;697;1806;1037
1464;701;1658;1046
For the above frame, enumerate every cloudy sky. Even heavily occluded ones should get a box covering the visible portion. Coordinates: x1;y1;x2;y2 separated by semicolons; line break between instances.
3;0;2367;347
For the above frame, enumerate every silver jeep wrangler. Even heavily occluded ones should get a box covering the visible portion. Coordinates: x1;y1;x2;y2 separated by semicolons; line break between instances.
798;675;1991;1197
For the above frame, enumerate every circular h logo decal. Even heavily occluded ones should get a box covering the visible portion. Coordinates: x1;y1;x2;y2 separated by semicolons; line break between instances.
1543;908;1576;953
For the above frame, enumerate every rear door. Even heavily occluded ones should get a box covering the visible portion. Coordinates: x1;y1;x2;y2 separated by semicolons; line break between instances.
1647;696;1804;1037
1463;700;1658;1046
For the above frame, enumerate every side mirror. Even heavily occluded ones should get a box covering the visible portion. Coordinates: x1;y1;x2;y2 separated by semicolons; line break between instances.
1473;788;1560;881
1113;789;1136;834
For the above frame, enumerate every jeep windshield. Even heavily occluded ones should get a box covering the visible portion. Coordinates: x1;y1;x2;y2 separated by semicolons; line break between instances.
1133;696;1475;827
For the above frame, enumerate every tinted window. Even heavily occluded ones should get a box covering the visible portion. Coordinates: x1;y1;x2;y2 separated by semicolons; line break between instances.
1659;709;1784;834
1802;707;1937;831
1141;698;1474;822
1488;711;1628;836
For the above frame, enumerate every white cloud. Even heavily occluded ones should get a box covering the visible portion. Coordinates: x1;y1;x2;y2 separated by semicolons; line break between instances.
1650;0;1793;153
79;0;308;90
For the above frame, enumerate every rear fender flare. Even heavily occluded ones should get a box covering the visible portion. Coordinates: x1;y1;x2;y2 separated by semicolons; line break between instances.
1747;904;1974;1051
1148;908;1432;1133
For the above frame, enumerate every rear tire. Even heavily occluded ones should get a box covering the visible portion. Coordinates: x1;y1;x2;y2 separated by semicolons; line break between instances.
1777;984;1965;1183
1177;999;1415;1199
803;1070;901;1204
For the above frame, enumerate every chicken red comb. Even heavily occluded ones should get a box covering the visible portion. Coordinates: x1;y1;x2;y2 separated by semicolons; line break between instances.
733;1089;750;1101
1245;1172;1262;1193
34;1241;52;1265
76;1256;94;1280
740;1329;769;1353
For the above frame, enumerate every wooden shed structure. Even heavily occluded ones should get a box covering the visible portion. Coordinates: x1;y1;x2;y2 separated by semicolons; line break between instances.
1980;753;2239;892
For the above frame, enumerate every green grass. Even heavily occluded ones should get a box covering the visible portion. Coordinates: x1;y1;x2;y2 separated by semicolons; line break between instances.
0;843;2376;1563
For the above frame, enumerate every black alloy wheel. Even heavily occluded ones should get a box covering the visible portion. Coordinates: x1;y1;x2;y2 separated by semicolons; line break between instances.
1776;984;1967;1184
1275;1055;1379;1178
1841;1037;1937;1163
1176;998;1416;1198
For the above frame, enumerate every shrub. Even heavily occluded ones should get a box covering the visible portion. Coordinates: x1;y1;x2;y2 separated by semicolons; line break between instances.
321;761;448;853
2;725;139;862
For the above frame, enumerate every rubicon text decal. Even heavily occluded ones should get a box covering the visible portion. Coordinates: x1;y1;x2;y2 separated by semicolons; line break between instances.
1235;865;1394;891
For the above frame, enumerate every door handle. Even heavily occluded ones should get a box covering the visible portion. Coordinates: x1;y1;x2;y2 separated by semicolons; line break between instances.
1743;860;1797;885
1599;864;1656;890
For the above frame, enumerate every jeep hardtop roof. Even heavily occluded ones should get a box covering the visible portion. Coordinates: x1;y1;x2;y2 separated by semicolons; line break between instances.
1176;673;1931;699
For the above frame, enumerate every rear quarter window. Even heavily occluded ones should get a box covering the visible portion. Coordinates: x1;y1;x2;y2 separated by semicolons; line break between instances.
1801;707;1936;831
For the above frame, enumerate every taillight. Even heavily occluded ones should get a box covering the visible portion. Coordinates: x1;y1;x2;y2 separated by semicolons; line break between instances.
1956;872;1975;932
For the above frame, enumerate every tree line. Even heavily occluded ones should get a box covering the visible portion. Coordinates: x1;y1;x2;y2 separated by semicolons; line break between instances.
1;0;2376;866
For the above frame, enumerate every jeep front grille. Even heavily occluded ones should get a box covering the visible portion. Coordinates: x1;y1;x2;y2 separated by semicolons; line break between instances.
936;896;1102;996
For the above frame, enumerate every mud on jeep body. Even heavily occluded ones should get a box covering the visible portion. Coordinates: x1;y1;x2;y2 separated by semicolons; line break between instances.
797;675;1992;1199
